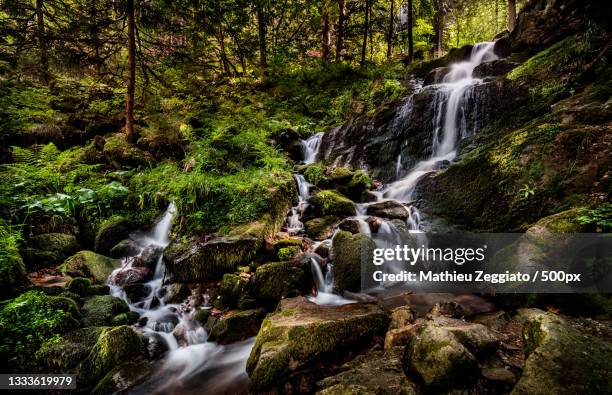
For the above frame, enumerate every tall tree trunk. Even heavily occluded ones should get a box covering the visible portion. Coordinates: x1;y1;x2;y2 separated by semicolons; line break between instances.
360;0;369;66
125;0;136;142
407;0;413;61
336;0;346;62
387;0;394;58
495;0;499;32
508;0;516;32
456;17;460;47
35;0;48;82
256;1;268;74
433;0;443;57
322;13;330;63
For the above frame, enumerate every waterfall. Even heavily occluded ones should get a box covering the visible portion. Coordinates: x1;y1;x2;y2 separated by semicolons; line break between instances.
286;174;311;234
306;257;354;306
302;132;324;164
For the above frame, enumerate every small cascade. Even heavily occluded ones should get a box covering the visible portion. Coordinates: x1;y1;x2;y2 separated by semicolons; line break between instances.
302;132;324;164
306;257;354;306
286;174;311;235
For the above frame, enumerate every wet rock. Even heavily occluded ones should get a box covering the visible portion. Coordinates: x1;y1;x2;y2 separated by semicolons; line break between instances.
317;348;417;395
304;215;339;240
91;361;149;395
473;310;510;331
251;261;305;302
366;200;410;220
124;283;150;303
385;322;423;351
109;266;152;286
206;308;267;344
306;190;356;219
164;232;261;283
214;273;247;309
132;245;163;269
473;59;520;78
162;283;191;304
277;245;301;261
36;327;107;370
366;216;382;233
403;316;499;391
512;308;612;394
61;251;118;283
21;233;80;269
314;242;330;258
424;66;452;86
146;332;169;360
81;295;130;326
78;326;148;385
427;301;470;319
66;277;93;296
272;238;303;254
246;297;390;392
109;238;140;259
338;218;362;234
111;311;140;326
95;216;133;255
389;306;416;329
332;231;376;292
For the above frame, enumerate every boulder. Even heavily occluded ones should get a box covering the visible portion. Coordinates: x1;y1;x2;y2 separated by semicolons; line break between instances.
251;262;305;302
403;316;499;391
246;297;390;392
109;267;152;286
109;239;141;258
81;295;130;326
214;273;247;309
305;216;339;240
338;218;363;234
102;135;155;170
91;361;149;395
0;250;27;299
124;283;150;303
473;59;520;78
21;233;80;269
424;66;452;86
132;245;163;269
161;283;191;304
164;233;261;283
36;327;107;370
61;251;118;282
206;308;267;344
306;190;356;218
95;216;133;255
316;348;418;395
512;309;612;394
78;326;147;385
331;231;376;292
365;200;410;220
277;245;301;261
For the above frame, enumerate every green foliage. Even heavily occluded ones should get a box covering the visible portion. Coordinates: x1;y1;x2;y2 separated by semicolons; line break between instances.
0;291;79;365
518;184;535;200
0;220;27;298
577;204;612;232
303;163;325;185
277;246;301;261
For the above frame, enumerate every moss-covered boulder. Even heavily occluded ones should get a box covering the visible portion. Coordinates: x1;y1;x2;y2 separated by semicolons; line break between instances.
109;238;141;259
347;170;372;200
246;297;390;392
304;215;339;241
317;348;417;395
277;245;301;261
251;262;305;302
79;326;148;385
61;251;118;283
307;190;355;218
206;308;267;344
102;134;155;170
331;231;376;292
21;232;80;269
91;361;150;395
95;216;133;255
164;233;261;283
512;309;612;394
36;327;107;370
81;295;130;327
0;247;27;299
403;316;499;392
213;273;247;309
365;200;410;220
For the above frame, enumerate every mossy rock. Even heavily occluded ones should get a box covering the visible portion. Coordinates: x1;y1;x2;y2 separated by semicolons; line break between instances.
67;277;93;296
61;251;118;283
277;246;301;261
92;361;150;395
79;326;148;385
512;309;612;394
102;134;155;170
111;311;140;326
109;238;141;258
206;308;267;344
95;216;133;255
81;295;130;327
164;234;261;283
307;190;355;218
0;251;27;299
21;233;80;269
252;262;305;302
58;291;84;307
215;273;247;309
331;231;376;292
36;327;107;370
272;238;304;254
347;170;372;200
304;215;340;241
246;297;390;392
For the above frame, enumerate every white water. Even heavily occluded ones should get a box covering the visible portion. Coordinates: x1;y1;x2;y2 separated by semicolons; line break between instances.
286;174;311;234
107;203;255;393
302;132;324;164
306;257;354;305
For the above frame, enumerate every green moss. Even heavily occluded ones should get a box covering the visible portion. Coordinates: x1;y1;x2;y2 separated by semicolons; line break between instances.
304;215;339;240
67;277;93;296
332;231;376;292
277;246;301;261
0;291;80;370
0;221;27;299
348;170;372;194
81;295;129;327
303;163;325;185
308;190;355;217
79;326;147;385
61;251;118;282
91;361;149;395
36;326;107;370
253;262;304;301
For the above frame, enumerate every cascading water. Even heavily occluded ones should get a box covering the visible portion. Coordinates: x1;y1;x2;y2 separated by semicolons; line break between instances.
286;174;311;234
302;132;324;164
108;203;255;394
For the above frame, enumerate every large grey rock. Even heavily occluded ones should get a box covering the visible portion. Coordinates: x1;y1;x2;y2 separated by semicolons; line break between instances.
366;200;410;220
